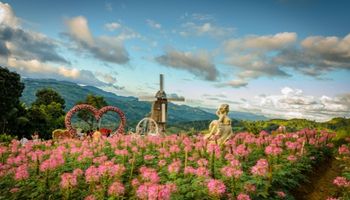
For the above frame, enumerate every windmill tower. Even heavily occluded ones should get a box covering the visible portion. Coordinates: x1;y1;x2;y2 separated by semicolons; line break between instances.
138;74;185;133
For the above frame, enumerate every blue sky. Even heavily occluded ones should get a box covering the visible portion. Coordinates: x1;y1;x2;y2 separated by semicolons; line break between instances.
1;0;349;121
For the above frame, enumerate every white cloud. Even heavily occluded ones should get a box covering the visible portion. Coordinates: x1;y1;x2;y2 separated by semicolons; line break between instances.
146;19;161;29
0;2;19;27
7;57;79;79
239;87;350;121
224;32;297;51
104;22;121;31
155;48;218;81
222;32;350;88
0;3;122;89
180;22;234;38
65;16;94;46
65;16;129;64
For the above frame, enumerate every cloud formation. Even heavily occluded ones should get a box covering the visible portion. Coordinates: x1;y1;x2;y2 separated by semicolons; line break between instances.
222;32;350;87
155;48;218;81
146;19;161;29
180;22;234;38
104;22;121;31
239;87;350;121
0;3;122;89
0;3;68;64
65;16;129;64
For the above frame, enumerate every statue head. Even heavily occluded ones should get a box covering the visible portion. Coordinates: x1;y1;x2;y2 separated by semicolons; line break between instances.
217;104;229;115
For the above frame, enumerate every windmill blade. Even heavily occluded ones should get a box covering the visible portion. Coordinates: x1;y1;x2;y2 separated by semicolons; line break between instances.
167;97;185;102
138;96;156;101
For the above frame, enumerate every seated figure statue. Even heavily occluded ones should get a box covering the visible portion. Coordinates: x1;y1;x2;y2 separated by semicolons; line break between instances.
204;104;233;145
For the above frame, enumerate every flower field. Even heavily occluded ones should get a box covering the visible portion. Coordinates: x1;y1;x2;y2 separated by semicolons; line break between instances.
328;141;350;200
0;129;337;199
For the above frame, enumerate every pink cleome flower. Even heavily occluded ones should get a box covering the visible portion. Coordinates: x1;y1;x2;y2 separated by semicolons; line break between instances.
287;155;297;162
338;145;350;155
207;179;226;197
108;181;125;197
168;160;181;174
251;159;269;176
60;173;77;189
265;144;283;156
84;195;96;200
14;164;29;181
136;183;176;200
144;154;155;161
275;191;286;198
237;193;251;200
139;166;160;183
333;176;350;187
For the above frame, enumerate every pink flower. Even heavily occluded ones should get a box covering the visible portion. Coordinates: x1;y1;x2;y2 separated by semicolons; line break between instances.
92;155;108;164
108;181;125;197
131;178;140;187
39;154;65;172
140;167;160;183
144;154;155;161
251;159;269;176
275;191;286;198
195;166;210;177
73;168;83;176
207;179;226;197
84;195;96;200
197;158;208;167
333;176;350;187
234;144;250;157
158;159;167;167
10;187;20;193
184;166;196;175
136;183;175;200
14;164;29;181
265;144;283;156
326;197;339;200
169;145;180;153
338;145;350;155
230;159;241;167
85;166;100;183
207;143;221;158
60;173;77;189
168;160;181;174
220;166;242;179
237;193;251;200
287;155;297;162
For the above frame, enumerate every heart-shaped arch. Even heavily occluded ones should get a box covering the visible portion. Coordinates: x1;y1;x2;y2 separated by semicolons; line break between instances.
65;104;126;136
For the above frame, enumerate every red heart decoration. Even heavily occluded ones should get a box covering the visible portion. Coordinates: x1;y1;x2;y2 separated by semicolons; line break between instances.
65;104;126;136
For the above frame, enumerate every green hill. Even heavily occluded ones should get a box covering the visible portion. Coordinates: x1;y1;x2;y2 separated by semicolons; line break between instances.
20;79;215;126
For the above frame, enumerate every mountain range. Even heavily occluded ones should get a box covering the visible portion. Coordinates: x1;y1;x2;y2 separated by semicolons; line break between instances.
20;79;268;125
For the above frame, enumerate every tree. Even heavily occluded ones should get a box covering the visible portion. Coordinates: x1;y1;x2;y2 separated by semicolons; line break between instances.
32;88;65;109
76;94;107;130
27;89;66;139
0;67;25;134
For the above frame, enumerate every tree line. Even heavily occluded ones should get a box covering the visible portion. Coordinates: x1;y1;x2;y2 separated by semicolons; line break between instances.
0;66;107;139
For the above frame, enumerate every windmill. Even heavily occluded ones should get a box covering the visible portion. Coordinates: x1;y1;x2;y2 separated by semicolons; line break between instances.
138;74;185;133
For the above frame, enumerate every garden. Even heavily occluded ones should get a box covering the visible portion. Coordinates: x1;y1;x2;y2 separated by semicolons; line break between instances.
1;129;348;200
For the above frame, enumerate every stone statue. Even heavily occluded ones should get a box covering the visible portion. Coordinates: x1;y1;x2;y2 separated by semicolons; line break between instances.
204;104;233;145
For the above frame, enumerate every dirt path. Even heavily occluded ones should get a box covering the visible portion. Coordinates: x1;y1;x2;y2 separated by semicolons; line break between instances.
293;157;342;200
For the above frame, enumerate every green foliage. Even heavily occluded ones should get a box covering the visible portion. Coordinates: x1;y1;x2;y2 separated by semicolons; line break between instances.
32;88;65;109
0;133;16;144
26;89;66;139
0;66;25;134
76;94;108;130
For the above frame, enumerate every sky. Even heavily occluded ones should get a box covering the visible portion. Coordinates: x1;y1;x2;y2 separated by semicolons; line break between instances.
0;0;349;121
